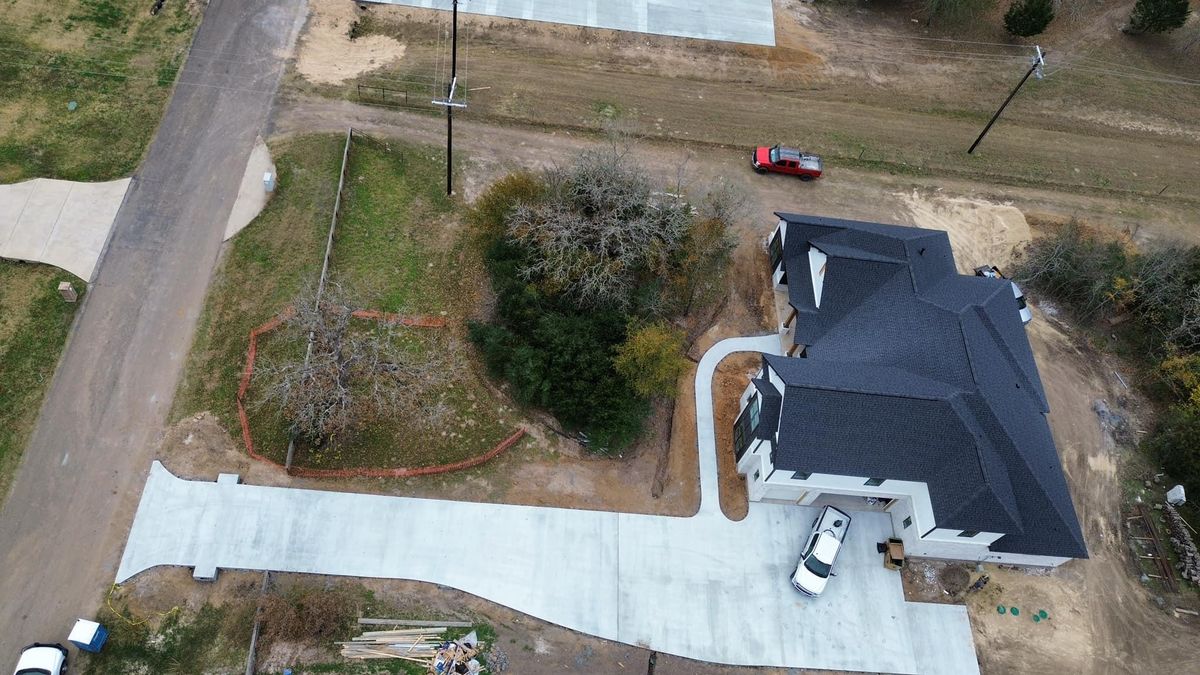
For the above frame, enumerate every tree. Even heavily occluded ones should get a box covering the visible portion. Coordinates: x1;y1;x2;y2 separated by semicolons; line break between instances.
505;144;694;309
614;322;689;399
1124;0;1192;34
254;282;450;444
1004;0;1055;36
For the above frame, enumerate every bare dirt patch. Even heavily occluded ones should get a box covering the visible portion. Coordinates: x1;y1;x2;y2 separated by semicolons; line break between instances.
899;190;1032;272
295;0;406;85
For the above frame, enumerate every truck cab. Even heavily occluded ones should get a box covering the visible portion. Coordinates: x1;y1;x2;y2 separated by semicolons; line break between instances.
12;643;67;675
752;144;823;181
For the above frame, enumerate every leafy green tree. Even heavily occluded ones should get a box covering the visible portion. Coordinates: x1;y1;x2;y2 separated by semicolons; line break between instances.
614;322;689;399
1004;0;1055;36
1124;0;1192;34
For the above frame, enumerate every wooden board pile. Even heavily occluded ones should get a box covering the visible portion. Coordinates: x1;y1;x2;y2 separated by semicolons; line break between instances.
339;619;486;673
1163;504;1200;584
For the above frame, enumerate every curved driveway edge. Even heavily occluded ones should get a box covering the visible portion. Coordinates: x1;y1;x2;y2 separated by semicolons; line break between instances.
116;335;980;674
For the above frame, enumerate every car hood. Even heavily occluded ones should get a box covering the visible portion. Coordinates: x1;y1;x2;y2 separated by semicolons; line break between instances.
15;646;64;672
754;147;771;164
792;564;830;596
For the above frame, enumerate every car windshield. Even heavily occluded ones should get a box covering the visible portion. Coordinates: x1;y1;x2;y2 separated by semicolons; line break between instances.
804;555;832;578
769;146;780;163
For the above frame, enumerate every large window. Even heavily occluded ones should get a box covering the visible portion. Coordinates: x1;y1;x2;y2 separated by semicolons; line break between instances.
733;393;761;461
769;231;784;272
864;477;885;486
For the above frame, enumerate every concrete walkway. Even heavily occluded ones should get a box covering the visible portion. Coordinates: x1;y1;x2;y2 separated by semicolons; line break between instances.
0;178;130;280
117;335;980;674
372;0;777;46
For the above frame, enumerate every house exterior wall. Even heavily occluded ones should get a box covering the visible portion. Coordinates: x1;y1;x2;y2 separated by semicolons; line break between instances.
731;365;1067;568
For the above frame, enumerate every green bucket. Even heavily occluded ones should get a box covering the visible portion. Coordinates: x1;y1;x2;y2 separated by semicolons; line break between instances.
1039;610;1049;620
997;605;1006;614
1011;607;1021;617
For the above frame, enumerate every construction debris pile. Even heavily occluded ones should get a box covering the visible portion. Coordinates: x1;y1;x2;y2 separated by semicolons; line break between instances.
1163;504;1200;584
339;619;487;673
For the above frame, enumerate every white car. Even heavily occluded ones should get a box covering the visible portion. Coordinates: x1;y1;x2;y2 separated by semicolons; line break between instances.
12;643;67;675
975;265;1032;325
791;505;852;597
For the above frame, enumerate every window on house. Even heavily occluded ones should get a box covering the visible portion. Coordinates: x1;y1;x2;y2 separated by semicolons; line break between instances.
753;470;761;481
903;517;912;529
864;477;885;486
733;394;761;461
769;231;784;271
958;530;980;538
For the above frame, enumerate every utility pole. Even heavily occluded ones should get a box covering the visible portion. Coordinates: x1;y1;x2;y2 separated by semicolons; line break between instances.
433;0;466;195
968;46;1045;155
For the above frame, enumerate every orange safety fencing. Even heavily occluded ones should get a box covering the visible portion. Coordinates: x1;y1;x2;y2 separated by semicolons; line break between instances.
236;307;524;478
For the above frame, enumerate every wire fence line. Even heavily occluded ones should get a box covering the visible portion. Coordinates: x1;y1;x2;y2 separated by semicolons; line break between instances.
284;126;355;469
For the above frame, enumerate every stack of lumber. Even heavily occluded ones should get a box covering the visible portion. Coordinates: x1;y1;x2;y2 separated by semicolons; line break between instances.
338;619;486;673
339;627;446;663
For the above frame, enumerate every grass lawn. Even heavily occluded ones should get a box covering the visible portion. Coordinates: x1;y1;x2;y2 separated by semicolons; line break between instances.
0;0;199;183
0;263;82;500
176;133;522;471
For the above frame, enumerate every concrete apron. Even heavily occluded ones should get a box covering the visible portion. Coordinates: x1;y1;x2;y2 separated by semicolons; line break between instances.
117;335;979;674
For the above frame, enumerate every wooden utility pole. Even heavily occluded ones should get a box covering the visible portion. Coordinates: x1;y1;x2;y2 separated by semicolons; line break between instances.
433;0;466;195
968;46;1044;155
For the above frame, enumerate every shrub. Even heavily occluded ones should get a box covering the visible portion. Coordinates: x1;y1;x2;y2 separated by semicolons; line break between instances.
469;171;545;240
615;322;689;399
1124;0;1192;34
1004;0;1055;37
259;586;356;646
1011;221;1132;319
1145;404;1200;498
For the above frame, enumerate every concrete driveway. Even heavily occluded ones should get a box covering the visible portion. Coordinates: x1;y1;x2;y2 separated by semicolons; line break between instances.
0;178;130;281
0;0;307;659
372;0;777;46
118;336;979;674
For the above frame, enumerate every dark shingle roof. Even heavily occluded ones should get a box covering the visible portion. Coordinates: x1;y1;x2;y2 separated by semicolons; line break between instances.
765;212;1086;559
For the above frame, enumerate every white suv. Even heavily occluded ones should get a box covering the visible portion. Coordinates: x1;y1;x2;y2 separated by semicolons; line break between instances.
791;505;852;597
12;643;67;675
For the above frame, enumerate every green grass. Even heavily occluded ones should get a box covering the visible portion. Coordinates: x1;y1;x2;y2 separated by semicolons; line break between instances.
176;133;522;471
172;134;344;428
0;262;82;501
0;0;198;182
83;601;253;675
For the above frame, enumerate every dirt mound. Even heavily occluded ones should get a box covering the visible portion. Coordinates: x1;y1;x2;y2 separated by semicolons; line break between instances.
939;565;972;595
899;190;1032;273
296;1;406;86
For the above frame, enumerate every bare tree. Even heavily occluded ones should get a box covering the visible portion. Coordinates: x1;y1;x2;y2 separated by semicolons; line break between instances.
253;281;451;444
506;144;694;308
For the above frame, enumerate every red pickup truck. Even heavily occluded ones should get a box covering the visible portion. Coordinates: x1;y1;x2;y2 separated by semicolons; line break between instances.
752;145;823;181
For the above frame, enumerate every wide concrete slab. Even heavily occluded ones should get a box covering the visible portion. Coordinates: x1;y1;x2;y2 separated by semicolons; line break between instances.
369;0;777;46
118;334;980;675
0;177;130;280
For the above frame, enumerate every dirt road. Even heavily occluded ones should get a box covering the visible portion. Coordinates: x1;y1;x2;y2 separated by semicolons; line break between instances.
0;0;306;658
273;97;1198;247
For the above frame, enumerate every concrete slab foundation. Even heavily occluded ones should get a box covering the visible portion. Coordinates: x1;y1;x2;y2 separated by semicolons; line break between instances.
0;178;130;281
368;0;777;46
223;136;276;241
